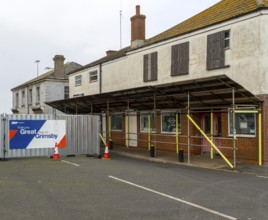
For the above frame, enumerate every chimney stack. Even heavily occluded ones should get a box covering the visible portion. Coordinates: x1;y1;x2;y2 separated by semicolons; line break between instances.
106;50;117;56
53;55;65;78
130;5;146;48
256;0;264;7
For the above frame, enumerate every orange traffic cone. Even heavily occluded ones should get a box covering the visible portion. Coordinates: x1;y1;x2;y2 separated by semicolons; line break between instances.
53;143;60;160
102;142;110;160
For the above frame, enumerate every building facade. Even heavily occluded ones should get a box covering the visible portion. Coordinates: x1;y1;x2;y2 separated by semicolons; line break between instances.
48;0;268;165
11;55;82;115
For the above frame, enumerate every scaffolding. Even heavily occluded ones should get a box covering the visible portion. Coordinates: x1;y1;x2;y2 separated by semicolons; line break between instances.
48;76;263;168
103;87;264;169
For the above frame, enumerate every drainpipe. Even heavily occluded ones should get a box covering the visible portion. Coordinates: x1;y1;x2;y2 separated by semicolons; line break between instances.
99;63;102;94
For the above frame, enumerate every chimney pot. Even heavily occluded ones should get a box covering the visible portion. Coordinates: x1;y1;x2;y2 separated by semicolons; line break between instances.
136;5;140;15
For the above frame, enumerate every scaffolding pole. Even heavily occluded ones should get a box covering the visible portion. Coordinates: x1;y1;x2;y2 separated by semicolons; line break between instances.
176;113;179;154
259;112;262;166
107;101;111;142
211;112;214;159
148;113;151;150
232;88;236;168
187;92;190;164
126;111;129;148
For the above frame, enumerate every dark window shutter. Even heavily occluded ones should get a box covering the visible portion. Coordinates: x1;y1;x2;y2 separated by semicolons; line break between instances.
144;52;157;82
143;54;149;82
151;52;158;81
178;42;189;75
207;31;225;70
171;42;189;76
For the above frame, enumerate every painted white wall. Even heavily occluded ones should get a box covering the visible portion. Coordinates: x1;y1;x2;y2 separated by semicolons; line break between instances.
70;67;100;97
69;11;267;98
260;12;268;94
12;80;67;115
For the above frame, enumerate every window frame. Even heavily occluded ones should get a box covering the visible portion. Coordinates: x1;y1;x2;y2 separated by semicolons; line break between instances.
36;86;40;104
64;86;69;99
224;30;230;49
75;75;82;87
171;42;189;76
140;112;156;133
28;88;33;105
228;109;256;137
161;111;181;134
143;52;158;82
21;90;25;108
89;70;98;83
206;31;226;70
111;113;123;131
15;93;19;109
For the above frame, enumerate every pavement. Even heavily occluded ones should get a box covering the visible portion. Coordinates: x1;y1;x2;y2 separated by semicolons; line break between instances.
109;145;268;177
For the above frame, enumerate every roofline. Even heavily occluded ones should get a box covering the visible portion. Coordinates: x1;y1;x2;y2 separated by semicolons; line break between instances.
11;78;68;91
131;7;268;51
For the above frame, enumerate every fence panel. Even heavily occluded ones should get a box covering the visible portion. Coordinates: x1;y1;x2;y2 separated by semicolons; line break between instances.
0;114;100;159
0;114;4;159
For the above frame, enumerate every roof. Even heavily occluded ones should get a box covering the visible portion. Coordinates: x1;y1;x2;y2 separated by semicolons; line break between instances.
145;0;268;46
46;75;262;114
11;62;82;91
68;47;130;75
70;0;268;74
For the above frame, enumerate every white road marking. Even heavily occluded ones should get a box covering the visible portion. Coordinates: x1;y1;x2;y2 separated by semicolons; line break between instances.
256;175;268;179
61;160;80;167
109;175;237;220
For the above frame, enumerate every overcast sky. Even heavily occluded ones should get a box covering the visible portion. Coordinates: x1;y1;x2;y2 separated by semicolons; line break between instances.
0;0;220;114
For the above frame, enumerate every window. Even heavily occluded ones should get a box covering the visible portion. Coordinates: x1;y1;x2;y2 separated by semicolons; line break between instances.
15;93;19;108
75;75;82;86
161;112;181;133
28;88;32;105
140;112;156;132
21;90;25;107
111;114;122;131
143;52;158;82
89;70;98;82
171;42;189;76
207;31;226;70
229;111;256;136
224;30;230;48
36;87;40;103
64;86;69;99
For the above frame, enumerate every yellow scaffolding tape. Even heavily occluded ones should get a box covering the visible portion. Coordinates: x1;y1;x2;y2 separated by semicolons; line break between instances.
187;114;234;169
259;113;262;166
99;133;106;146
210;112;214;159
176;113;179;154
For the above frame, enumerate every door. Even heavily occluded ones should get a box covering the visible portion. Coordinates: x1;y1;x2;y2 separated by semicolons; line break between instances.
201;113;222;155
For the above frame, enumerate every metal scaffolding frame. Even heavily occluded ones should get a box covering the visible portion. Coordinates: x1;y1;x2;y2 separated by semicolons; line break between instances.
47;75;263;167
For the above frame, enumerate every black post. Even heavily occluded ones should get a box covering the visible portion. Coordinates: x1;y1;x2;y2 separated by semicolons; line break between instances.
150;145;155;158
178;149;184;162
109;140;113;150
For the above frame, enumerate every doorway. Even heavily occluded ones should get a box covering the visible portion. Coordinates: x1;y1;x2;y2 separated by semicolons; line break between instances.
201;113;222;155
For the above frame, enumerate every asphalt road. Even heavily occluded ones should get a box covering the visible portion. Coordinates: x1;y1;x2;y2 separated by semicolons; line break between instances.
0;154;267;220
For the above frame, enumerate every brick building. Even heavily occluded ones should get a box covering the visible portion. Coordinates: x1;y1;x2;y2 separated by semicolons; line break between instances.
48;0;268;166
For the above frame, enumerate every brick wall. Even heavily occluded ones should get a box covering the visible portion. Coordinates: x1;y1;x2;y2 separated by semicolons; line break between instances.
107;109;262;163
